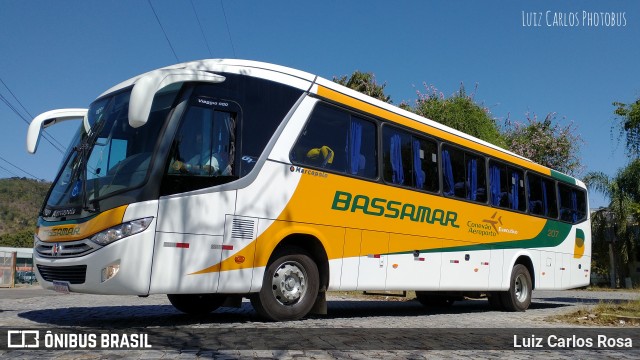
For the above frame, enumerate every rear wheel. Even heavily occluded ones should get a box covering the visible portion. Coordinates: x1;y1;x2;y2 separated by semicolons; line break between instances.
167;293;226;315
415;291;455;307
500;264;532;312
251;247;319;321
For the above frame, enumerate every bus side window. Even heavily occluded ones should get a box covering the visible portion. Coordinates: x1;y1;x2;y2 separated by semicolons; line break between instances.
291;104;377;179
443;145;486;203
558;183;587;223
527;174;558;218
382;127;412;186
489;161;525;211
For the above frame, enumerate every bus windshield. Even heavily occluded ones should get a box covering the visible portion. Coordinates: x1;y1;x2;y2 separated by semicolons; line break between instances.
45;89;165;213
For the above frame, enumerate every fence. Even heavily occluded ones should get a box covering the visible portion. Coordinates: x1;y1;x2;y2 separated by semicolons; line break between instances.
0;251;16;288
0;249;36;288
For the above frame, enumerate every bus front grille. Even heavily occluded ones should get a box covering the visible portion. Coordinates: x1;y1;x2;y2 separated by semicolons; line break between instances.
36;265;87;284
36;240;99;258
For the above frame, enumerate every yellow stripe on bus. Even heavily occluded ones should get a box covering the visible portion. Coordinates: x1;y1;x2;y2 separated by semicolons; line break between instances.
36;205;128;242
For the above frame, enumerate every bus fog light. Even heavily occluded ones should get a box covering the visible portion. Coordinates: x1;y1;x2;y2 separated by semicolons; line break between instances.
101;261;120;282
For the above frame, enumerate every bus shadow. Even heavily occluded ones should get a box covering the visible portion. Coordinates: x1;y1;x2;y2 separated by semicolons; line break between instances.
17;299;570;328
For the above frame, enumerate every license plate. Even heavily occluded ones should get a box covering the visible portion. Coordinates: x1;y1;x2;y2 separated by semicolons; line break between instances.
52;281;70;294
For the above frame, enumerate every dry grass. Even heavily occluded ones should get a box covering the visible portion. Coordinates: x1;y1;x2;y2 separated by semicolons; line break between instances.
549;299;640;327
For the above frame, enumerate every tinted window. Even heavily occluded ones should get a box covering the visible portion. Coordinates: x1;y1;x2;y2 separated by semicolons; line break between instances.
382;126;439;192
193;74;303;177
442;145;486;202
489;160;526;211
291;104;377;178
527;174;558;218
558;183;587;223
162;99;238;194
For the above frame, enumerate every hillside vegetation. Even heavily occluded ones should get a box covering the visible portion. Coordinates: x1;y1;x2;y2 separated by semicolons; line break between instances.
0;177;50;247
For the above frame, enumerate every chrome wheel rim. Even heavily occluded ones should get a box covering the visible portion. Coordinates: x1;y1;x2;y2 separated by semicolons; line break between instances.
514;273;529;303
271;261;307;305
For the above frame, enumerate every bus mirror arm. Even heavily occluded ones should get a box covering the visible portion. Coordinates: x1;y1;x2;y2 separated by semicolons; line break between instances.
128;69;225;128
26;108;88;154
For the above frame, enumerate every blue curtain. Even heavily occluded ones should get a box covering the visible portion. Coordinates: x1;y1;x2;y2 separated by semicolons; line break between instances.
467;158;478;201
541;180;548;216
349;121;363;175
442;149;454;196
571;190;578;223
390;134;404;185
413;140;425;189
490;165;501;206
511;172;520;210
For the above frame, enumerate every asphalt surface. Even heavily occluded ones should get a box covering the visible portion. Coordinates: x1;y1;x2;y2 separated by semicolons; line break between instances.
0;286;638;359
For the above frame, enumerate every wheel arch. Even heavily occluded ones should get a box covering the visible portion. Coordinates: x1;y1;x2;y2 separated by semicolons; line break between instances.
512;254;536;290
268;233;330;292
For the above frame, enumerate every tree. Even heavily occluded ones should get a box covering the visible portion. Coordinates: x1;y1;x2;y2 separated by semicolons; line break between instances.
504;112;583;176
584;166;639;286
613;98;640;157
402;83;506;148
333;71;392;104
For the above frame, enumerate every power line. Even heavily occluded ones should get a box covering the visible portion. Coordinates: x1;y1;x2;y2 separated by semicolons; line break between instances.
0;155;40;180
0;78;65;153
0;163;20;178
190;0;213;58
148;0;180;63
0;92;65;154
220;0;236;57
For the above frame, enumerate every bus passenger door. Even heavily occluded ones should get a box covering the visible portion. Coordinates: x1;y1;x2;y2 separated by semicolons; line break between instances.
356;231;389;290
386;234;442;291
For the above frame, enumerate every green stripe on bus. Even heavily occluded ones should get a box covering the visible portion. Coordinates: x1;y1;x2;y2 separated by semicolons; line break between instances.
550;170;576;185
392;220;572;255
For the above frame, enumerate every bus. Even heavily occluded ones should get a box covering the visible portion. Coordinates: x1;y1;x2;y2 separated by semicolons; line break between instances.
27;59;590;321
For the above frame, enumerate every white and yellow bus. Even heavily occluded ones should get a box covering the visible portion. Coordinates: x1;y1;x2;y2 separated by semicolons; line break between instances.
27;59;590;321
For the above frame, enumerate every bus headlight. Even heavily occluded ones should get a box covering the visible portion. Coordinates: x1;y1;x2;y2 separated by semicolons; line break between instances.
90;217;153;246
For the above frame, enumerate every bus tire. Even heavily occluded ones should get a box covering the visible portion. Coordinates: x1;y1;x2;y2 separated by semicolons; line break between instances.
167;293;226;315
251;247;319;321
500;264;532;312
415;291;455;307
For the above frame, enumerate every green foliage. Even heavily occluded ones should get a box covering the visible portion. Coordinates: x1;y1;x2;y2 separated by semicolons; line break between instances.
585;164;639;285
0;178;50;247
504;112;583;176
402;83;506;148
613;98;640;157
334;71;583;174
333;71;392;104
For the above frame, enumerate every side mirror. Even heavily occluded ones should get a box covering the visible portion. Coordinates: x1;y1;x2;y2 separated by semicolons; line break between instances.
128;69;225;128
26;108;88;154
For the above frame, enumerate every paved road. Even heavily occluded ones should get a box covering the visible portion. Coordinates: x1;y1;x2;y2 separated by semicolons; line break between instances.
0;286;638;359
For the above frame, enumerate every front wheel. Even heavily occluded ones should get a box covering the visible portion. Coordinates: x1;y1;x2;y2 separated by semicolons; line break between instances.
167;293;226;315
251;247;319;321
499;264;532;311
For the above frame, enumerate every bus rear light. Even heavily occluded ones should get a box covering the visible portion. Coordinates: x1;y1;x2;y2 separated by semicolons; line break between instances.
101;261;120;282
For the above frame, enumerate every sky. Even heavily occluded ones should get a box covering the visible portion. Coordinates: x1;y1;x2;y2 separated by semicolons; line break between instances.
0;0;638;209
